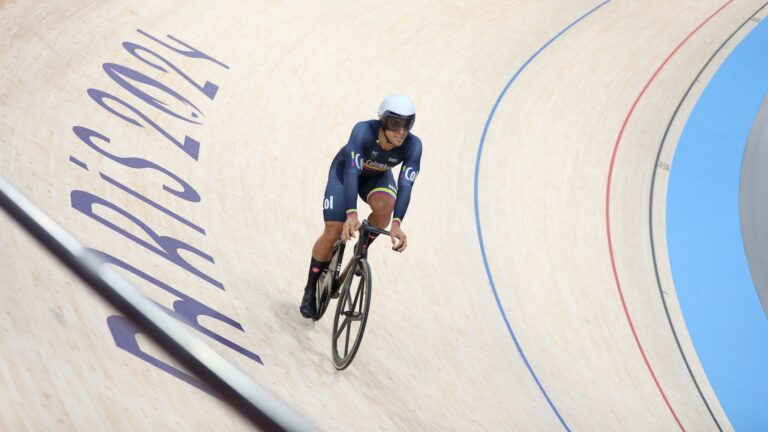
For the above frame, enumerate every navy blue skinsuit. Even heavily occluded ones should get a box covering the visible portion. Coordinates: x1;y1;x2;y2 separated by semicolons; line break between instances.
323;119;422;223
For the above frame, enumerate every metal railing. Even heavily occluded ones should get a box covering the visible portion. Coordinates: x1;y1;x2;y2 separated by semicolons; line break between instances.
0;175;316;431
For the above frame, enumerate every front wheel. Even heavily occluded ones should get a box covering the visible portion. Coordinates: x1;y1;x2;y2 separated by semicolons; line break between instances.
332;259;372;370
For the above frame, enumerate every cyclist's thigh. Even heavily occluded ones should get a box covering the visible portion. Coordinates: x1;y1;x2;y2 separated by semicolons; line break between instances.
323;157;347;222
359;171;397;204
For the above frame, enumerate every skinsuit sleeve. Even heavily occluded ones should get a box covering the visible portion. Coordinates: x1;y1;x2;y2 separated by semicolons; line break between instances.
393;136;422;224
342;122;372;217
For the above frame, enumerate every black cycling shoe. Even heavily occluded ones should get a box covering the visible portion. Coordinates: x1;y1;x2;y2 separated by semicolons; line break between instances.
299;285;317;319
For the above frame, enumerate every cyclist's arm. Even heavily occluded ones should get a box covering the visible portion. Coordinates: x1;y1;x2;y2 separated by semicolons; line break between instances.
342;122;372;219
392;137;422;226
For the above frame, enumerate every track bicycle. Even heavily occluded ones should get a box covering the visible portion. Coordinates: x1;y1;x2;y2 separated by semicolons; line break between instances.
313;220;390;370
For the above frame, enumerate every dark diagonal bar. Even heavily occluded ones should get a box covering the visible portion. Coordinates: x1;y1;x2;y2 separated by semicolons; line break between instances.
0;175;316;432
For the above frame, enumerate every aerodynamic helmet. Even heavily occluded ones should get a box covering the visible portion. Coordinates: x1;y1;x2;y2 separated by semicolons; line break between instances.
378;94;415;131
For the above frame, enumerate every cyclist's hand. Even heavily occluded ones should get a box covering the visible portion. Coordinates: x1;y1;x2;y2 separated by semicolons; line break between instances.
390;224;407;252
342;214;361;241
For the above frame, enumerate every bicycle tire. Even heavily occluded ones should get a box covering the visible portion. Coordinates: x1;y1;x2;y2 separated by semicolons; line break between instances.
331;258;372;370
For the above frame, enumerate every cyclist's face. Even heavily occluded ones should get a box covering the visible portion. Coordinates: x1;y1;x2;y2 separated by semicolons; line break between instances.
384;127;407;146
381;116;413;147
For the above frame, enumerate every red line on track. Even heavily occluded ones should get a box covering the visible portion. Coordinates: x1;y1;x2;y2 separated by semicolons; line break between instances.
605;1;733;431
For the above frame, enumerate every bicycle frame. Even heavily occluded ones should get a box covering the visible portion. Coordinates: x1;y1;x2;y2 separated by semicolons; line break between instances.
333;221;390;290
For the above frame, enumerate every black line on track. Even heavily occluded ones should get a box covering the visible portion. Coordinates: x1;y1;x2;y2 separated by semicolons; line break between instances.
649;4;768;431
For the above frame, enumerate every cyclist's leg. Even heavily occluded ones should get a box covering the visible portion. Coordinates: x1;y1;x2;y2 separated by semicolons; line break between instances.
301;157;347;318
312;222;343;261
362;171;396;229
355;172;396;247
315;157;347;259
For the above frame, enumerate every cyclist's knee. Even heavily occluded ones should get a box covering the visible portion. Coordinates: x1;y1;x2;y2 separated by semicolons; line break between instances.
369;196;394;216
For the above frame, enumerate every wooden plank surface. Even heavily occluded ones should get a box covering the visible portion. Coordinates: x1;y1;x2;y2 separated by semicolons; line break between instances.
1;1;763;430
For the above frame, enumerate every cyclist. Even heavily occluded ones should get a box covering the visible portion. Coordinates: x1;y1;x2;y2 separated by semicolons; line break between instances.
300;94;423;318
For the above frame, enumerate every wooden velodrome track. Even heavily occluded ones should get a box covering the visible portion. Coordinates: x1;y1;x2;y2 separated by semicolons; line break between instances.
1;1;763;430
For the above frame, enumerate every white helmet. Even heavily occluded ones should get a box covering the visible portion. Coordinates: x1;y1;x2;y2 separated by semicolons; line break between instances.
378;94;415;117
378;94;415;131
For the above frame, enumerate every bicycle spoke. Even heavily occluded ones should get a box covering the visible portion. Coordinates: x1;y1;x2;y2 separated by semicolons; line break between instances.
350;279;363;309
344;286;355;309
334;316;351;340
356;278;365;311
344;318;352;356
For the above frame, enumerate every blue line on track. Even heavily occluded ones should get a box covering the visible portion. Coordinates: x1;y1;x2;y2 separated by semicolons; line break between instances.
473;2;610;430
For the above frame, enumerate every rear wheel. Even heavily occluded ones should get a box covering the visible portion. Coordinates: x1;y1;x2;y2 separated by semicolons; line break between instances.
332;259;372;370
314;270;331;320
315;242;341;320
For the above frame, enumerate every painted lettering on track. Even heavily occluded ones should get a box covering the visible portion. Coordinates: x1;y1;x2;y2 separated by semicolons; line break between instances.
68;30;260;397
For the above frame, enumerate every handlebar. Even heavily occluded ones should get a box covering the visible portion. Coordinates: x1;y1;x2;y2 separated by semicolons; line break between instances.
360;220;391;237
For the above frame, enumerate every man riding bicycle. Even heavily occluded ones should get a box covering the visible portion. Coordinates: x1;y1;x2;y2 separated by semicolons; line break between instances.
300;94;423;319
